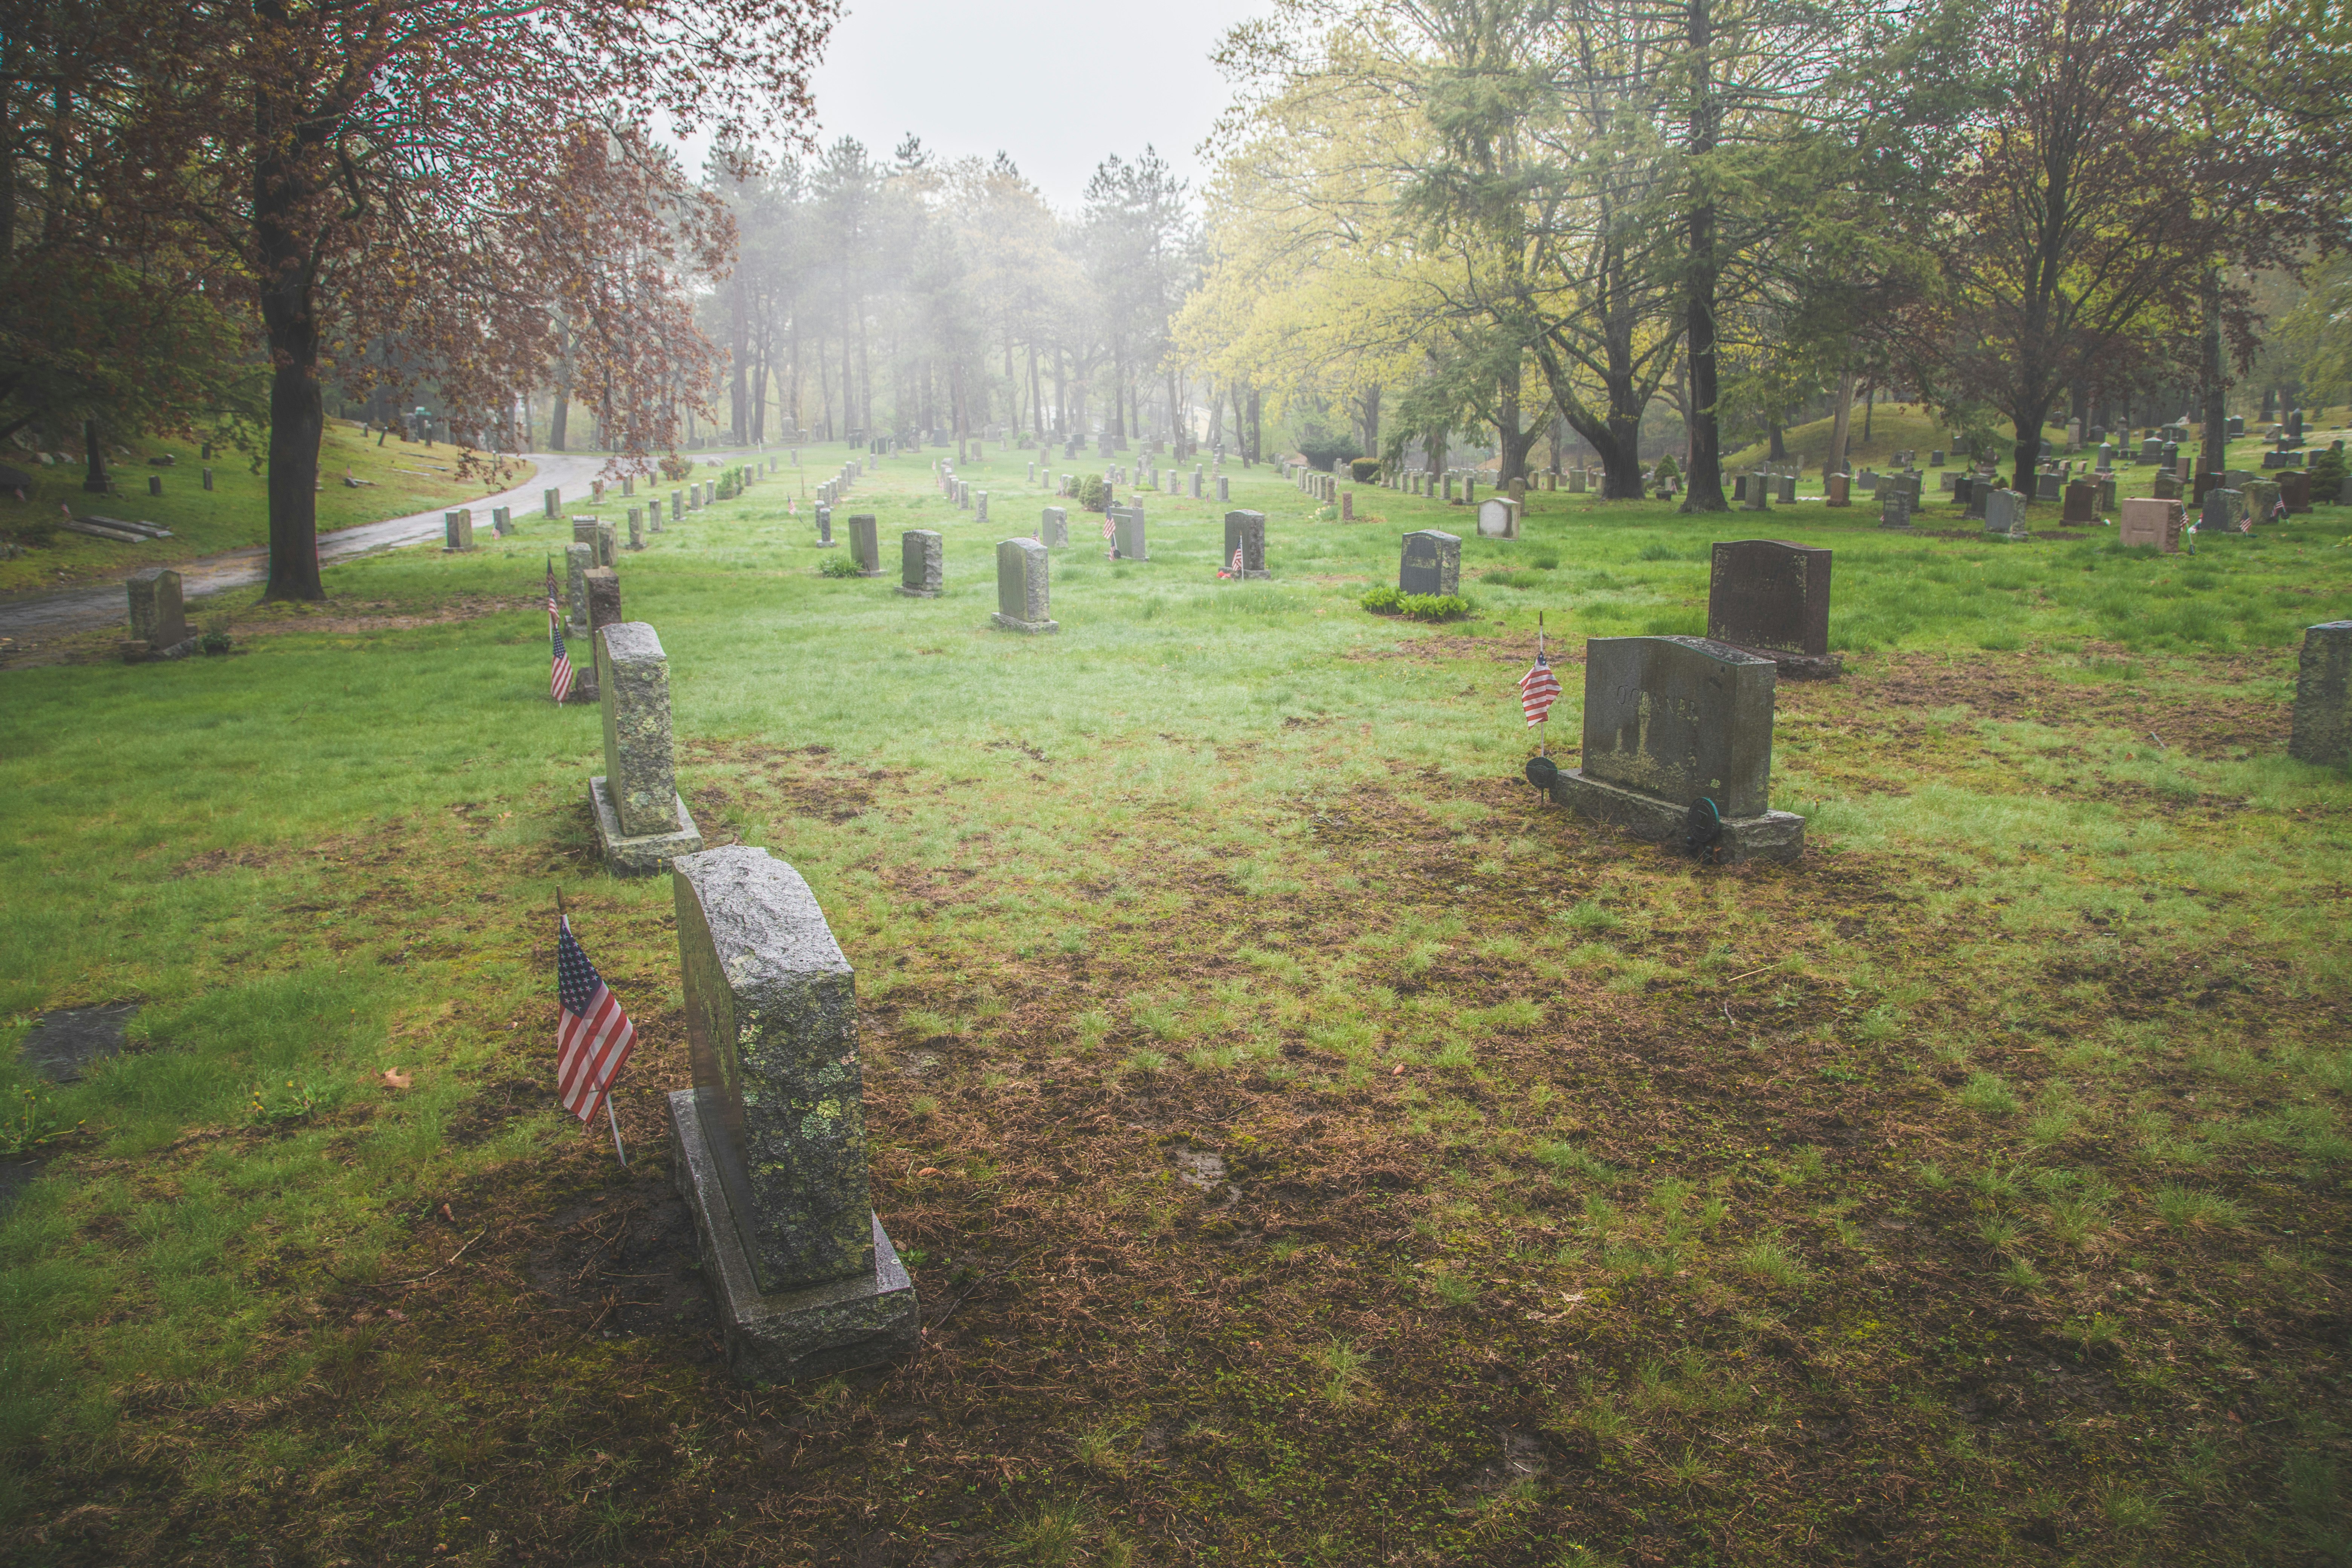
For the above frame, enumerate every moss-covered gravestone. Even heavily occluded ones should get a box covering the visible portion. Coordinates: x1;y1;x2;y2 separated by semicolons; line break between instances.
443;509;475;552
588;622;703;876
126;568;191;656
1038;506;1069;547
899;529;943;597
1547;635;1805;864
1223;510;1270;579
2290;622;2352;767
992;538;1058;634
849;514;883;577
667;845;919;1381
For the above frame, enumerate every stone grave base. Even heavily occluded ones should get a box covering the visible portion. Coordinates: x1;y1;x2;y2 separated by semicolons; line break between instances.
668;1089;921;1383
990;612;1059;634
119;637;197;663
1709;641;1843;681
895;585;939;599
589;776;704;877
1548;768;1805;864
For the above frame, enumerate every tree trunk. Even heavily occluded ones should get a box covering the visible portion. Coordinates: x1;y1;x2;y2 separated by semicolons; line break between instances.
1767;420;1787;462
2199;266;2227;479
2009;398;2052;496
1248;385;1260;464
1825;367;1857;478
729;279;749;441
254;121;325;601
1680;0;1725;513
1496;368;1535;484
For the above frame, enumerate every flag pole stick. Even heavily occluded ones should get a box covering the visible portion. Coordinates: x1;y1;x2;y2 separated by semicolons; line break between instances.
605;1092;628;1166
1537;612;1548;757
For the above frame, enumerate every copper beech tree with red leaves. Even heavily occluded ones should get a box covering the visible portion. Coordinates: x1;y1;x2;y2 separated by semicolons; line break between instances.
89;0;839;599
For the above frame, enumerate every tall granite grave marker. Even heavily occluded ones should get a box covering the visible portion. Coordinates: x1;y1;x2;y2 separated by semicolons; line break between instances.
1112;505;1148;562
848;514;883;577
1039;506;1069;547
1984;488;2029;539
992;539;1058;633
443;509;475;552
1705;540;1839;679
126;567;190;655
2289;622;2352;766
589;623;704;876
1223;510;1269;579
899;530;943;597
1545;636;1805;863
667;846;919;1381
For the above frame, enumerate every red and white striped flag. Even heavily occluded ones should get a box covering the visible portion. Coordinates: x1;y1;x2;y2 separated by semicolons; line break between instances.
1231;546;1245;573
545;559;574;704
555;915;635;1124
1519;651;1562;727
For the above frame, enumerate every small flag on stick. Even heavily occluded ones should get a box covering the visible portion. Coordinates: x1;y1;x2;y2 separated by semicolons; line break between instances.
1520;643;1561;729
545;558;574;704
556;912;635;1156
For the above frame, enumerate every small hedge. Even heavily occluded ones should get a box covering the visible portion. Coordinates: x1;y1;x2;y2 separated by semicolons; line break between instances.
1078;474;1109;513
1361;585;1476;622
2310;444;2346;502
819;554;864;577
1350;458;1382;483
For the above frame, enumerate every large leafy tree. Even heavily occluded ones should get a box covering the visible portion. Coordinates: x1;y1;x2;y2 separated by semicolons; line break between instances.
23;0;835;599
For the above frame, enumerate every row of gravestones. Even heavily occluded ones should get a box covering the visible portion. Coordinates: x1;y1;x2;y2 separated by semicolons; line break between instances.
570;529;2352;1386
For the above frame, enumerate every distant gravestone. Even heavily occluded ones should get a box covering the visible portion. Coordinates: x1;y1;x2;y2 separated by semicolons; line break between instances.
1706;540;1838;678
899;530;943;598
1216;474;1230;502
2118;497;2184;552
1039;506;1069;547
2281;470;2312;513
848;514;883;576
492;506;512;536
2035;473;2063;502
1223;510;1270;579
1930;449;1945;467
2062;481;2096;524
2244;476;2282;522
1825;473;1850;508
1776;476;1797;505
628;508;645;550
126;567;190;654
443;509;475;553
1984;489;2028;539
2289;622;2352;766
671;490;684;524
590;623;703;876
2153;470;2184;501
1545;635;1805;863
1399;529;1461;597
992;538;1058;633
1476;496;1521;538
544;487;560;518
1743;473;1770;512
975;489;989;524
1879;487;1912;529
667;845;919;1381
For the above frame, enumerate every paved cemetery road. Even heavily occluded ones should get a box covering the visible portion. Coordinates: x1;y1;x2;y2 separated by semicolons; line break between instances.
0;447;765;643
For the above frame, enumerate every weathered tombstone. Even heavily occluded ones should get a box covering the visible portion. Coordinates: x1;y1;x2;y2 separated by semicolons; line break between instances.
899;530;943;597
1879;488;1912;529
1706;540;1838;679
544;487;560;518
443;508;475;552
1984;488;2029;539
2062;481;2096;524
1112;505;1148;562
992;538;1058;633
665;845;918;1381
816;510;834;548
2281;469;2312;513
1825;473;1850;507
492;506;512;536
1776;476;1797;505
1191;467;1204;499
1442;475;1456;502
1341;491;1355;521
2244;476;2281;521
587;623;701;874
1223;510;1270;579
2096;475;2118;511
565;542;594;637
1930;449;1945;467
593;478;606;503
1398;529;1461;597
628;508;645;550
1743;473;1770;511
1216;474;1230;502
848;514;883;576
671;491;683;524
2118;497;2183;552
2153;471;2183;501
1463;478;1478;505
202;467;213;492
585;568;623;688
623;476;635;496
1039;506;1069;547
2227;415;2245;439
2201;488;2244;533
1476;496;1521;538
125;567;190;654
2036;472;2063;503
1546;636;1805;863
2290;622;2352;766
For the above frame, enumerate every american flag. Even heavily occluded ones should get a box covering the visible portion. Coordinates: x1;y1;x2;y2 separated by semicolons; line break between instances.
556;915;635;1124
546;563;575;704
1520;651;1562;727
1232;546;1245;573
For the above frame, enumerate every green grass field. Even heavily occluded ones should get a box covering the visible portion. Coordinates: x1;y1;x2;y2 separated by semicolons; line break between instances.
2;444;2349;1566
0;422;536;597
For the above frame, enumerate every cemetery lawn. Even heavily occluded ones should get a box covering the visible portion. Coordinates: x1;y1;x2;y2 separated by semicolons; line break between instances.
5;452;2352;1567
0;423;536;597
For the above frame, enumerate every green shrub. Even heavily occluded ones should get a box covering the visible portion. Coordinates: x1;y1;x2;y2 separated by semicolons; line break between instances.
1078;473;1109;513
819;554;863;578
1350;458;1382;483
1299;434;1361;471
1653;453;1681;486
1360;585;1475;622
2309;444;2346;502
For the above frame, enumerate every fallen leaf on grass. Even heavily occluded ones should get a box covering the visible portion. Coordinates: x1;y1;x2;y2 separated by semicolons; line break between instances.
380;1068;412;1089
917;1167;943;1178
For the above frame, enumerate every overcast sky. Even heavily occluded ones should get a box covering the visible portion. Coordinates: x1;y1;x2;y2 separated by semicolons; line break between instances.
800;0;1271;212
